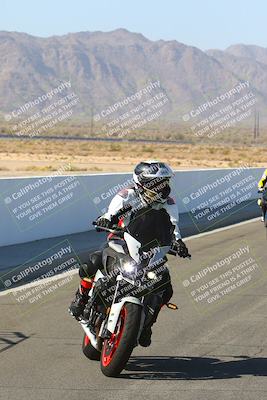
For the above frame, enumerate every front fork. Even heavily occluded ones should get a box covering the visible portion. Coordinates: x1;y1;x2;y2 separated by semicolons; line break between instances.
82;277;146;349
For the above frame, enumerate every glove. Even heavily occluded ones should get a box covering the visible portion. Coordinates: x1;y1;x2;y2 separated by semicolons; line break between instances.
170;239;190;258
94;217;112;229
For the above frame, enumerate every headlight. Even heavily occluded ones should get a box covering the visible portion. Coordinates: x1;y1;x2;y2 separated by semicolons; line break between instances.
147;271;157;280
123;262;136;274
120;259;138;278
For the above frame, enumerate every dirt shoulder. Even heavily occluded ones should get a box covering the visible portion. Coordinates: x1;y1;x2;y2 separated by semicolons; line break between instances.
0;139;265;177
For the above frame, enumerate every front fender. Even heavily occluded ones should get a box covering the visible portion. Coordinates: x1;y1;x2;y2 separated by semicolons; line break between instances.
80;321;98;350
107;297;143;333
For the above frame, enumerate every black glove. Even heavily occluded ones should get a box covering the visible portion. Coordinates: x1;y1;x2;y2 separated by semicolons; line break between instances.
94;217;112;229
170;239;190;258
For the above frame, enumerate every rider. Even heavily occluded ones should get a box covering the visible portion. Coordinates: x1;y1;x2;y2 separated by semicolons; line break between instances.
258;168;267;221
69;160;190;346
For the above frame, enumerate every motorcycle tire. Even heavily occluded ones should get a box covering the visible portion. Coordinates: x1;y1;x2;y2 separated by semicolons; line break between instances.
100;302;141;377
82;333;100;360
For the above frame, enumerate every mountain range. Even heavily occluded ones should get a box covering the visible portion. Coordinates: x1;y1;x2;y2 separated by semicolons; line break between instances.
0;29;266;125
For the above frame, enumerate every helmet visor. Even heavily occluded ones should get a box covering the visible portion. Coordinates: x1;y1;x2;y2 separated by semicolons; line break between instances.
142;177;171;203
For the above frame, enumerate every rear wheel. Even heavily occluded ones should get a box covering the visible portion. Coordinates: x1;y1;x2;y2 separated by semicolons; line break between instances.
82;333;100;360
101;303;141;377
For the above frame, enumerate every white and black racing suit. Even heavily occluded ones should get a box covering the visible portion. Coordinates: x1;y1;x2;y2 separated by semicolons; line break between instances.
102;185;182;242
79;185;187;304
70;184;189;328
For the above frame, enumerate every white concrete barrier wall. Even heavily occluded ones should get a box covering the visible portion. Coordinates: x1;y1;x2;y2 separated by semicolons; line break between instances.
0;167;263;247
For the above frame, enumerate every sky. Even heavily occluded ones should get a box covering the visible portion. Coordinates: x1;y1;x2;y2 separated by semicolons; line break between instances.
0;0;266;50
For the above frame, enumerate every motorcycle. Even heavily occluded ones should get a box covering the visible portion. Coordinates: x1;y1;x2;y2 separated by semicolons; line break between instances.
75;222;185;377
258;189;267;227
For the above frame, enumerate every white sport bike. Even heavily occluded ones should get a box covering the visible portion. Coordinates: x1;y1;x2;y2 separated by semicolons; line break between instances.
77;222;178;377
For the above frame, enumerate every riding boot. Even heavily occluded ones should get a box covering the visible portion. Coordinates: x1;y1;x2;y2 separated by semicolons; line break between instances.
69;278;93;318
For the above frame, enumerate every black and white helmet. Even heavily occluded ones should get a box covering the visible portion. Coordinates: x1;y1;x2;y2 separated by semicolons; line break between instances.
133;160;174;204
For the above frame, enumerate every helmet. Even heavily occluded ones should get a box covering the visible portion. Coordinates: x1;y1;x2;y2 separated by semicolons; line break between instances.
133;160;174;204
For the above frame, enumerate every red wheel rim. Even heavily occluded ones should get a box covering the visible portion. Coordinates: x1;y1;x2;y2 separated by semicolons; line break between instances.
101;307;127;367
84;334;90;346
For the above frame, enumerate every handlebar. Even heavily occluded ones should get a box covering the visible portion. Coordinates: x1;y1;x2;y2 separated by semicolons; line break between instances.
92;220;125;235
92;221;192;259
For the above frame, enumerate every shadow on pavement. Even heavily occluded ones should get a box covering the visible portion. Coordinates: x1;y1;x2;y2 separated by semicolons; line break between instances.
122;355;267;380
0;331;30;353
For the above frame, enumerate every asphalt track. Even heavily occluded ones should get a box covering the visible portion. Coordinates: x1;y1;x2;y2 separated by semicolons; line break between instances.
0;219;267;400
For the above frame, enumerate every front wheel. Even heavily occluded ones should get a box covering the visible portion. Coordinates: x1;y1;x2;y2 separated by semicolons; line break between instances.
101;302;141;377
